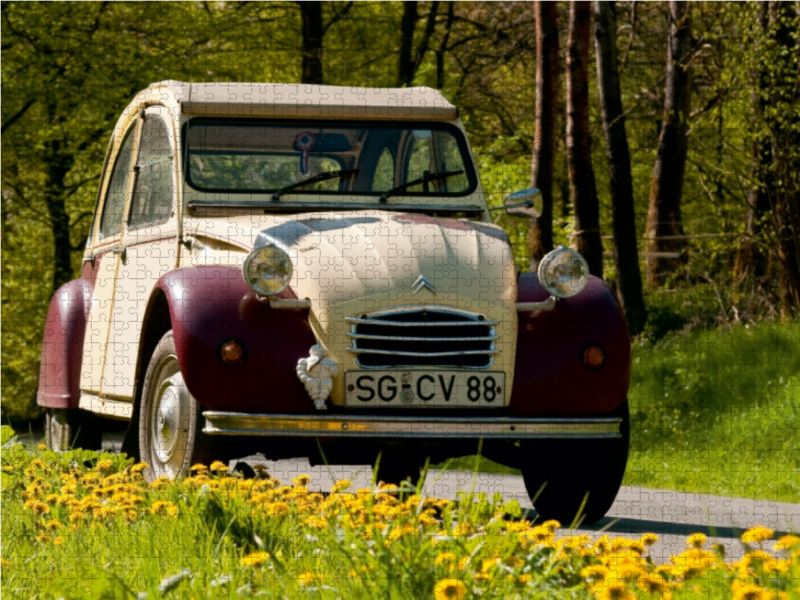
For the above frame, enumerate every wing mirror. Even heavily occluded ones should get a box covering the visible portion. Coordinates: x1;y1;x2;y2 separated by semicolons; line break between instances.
489;188;543;219
504;188;542;218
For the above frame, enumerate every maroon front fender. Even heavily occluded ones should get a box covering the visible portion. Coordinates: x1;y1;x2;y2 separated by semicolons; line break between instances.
509;274;631;416
37;270;93;409
157;266;317;414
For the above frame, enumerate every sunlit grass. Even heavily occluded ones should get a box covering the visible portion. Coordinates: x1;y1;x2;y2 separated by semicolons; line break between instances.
2;435;799;599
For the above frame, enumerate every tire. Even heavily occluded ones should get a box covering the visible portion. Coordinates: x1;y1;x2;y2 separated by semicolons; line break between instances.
520;400;630;525
45;408;103;451
139;331;218;482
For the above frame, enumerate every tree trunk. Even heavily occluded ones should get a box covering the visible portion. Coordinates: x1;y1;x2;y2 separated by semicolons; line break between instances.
299;2;323;84
43;140;76;293
763;1;800;314
398;1;418;87
527;1;559;268
645;0;692;287
566;1;603;277
435;2;455;89
593;0;646;335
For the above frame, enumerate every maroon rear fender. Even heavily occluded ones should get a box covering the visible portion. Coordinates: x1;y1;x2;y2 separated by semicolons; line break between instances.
157;266;317;414
509;273;631;416
37;262;95;409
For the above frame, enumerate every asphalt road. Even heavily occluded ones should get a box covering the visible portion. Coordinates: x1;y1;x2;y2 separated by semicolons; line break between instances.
18;430;799;562
237;456;800;563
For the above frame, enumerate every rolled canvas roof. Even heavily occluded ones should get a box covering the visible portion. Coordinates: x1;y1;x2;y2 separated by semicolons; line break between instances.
149;80;457;121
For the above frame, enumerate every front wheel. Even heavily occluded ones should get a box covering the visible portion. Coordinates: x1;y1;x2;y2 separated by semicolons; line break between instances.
520;400;630;525
139;331;217;482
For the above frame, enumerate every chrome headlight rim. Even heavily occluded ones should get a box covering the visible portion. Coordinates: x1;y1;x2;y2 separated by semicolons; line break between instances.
243;242;294;297
537;245;589;299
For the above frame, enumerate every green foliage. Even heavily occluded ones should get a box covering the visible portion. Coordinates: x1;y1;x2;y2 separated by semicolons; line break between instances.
627;321;800;501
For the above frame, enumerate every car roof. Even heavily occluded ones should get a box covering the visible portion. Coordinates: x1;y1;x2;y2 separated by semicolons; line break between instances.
146;80;458;121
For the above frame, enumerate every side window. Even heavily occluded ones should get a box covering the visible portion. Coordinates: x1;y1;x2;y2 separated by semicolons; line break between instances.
99;127;136;239
129;114;173;230
371;147;395;191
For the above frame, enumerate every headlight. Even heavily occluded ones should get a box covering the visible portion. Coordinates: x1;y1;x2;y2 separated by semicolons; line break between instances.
537;246;589;298
243;243;293;296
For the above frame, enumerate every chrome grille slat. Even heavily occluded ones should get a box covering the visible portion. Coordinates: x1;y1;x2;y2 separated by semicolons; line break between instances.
347;307;496;368
345;348;499;357
347;333;498;342
345;318;498;327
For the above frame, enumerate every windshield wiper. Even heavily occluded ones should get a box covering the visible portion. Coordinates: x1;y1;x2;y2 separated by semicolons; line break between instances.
271;169;359;201
379;170;464;203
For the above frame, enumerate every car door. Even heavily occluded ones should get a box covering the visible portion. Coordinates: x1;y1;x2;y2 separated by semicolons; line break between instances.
102;105;179;401
80;119;139;398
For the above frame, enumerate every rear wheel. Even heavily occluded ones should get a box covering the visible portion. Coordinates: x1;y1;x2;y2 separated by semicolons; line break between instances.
45;408;103;451
520;400;630;525
139;331;217;482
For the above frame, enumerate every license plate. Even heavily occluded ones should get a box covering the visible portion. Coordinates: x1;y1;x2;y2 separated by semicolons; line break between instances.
344;371;505;407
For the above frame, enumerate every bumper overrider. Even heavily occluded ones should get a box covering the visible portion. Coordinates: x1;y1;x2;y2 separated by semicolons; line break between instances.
202;412;622;439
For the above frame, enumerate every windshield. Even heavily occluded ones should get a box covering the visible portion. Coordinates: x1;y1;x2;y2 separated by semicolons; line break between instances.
185;120;476;197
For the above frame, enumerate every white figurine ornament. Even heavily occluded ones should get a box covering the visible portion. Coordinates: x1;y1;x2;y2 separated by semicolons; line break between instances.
296;344;339;410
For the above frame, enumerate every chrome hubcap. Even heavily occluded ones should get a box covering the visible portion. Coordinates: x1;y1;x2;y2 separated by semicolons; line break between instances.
149;358;190;475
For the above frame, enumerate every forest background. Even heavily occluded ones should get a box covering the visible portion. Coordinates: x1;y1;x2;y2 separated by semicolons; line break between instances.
2;0;799;425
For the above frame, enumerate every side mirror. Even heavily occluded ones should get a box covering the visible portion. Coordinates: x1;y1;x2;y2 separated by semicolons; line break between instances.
503;188;543;219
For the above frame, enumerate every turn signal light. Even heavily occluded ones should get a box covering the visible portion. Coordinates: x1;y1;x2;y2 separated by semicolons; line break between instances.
220;340;245;365
582;345;605;369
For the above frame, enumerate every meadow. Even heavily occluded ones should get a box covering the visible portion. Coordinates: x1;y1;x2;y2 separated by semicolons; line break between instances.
2;426;799;600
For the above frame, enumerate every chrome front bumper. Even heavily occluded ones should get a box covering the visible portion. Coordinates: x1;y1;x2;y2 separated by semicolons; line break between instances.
203;412;621;439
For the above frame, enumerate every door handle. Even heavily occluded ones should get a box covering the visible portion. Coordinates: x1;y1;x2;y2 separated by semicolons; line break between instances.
112;246;127;263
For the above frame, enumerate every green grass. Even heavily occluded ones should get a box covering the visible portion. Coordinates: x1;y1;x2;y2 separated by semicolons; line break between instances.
4;438;799;600
438;322;800;503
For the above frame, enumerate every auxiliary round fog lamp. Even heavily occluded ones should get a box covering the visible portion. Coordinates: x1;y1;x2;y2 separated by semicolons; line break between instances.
582;345;605;370
537;246;589;298
243;243;293;296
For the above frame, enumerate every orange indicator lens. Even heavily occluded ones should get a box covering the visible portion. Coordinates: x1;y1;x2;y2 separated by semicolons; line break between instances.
220;340;245;365
582;345;605;369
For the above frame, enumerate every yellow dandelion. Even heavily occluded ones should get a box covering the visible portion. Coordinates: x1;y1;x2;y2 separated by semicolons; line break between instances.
23;500;50;515
774;535;800;552
581;564;609;582
331;479;352;492
241;551;270;566
687;532;707;548
1;465;13;473
37;443;47;450
435;553;457;569
44;520;62;530
596;579;635;600
418;513;437;527
453;522;474;537
292;474;311;486
481;557;500;573
1;559;10;569
433;578;467;600
130;463;149;474
96;459;113;471
731;582;772;600
297;571;318;586
474;572;492;581
518;573;534;584
209;461;228;472
53;536;63;546
504;555;525;568
348;569;358;578
637;573;670;594
741;526;774;545
541;519;560;531
267;501;290;516
189;464;208;473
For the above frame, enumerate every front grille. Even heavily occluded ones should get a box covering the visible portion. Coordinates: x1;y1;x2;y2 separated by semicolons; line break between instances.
346;307;498;368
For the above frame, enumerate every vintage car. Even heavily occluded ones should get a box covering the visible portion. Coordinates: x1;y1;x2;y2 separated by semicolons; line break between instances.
38;81;631;523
